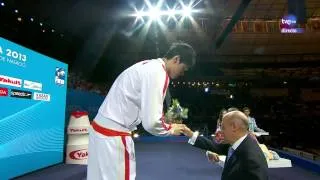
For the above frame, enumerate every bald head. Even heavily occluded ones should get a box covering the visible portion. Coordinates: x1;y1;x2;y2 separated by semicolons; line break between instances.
223;111;249;132
220;111;249;144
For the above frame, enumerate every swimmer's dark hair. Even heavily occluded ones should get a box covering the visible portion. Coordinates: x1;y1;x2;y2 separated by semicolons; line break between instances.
164;42;196;68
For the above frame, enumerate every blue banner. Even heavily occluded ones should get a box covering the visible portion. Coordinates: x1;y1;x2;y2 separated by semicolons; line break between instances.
65;89;105;121
0;37;68;179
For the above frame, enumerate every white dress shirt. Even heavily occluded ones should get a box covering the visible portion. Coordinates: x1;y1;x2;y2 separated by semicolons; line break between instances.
231;134;248;151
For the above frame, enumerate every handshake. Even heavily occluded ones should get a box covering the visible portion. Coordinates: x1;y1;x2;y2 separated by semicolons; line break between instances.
169;123;193;137
169;123;220;162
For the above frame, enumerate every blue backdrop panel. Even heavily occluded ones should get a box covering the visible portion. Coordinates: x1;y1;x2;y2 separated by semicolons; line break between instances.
66;89;105;121
0;37;68;179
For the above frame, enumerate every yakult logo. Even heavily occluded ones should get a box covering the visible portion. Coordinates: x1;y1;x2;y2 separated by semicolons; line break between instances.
69;149;88;160
0;75;22;87
69;128;88;133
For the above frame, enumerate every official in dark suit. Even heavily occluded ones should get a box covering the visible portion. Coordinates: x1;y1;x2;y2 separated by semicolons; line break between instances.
183;111;268;180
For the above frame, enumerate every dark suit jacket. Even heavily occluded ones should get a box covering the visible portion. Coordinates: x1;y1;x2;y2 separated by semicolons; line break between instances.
193;135;268;180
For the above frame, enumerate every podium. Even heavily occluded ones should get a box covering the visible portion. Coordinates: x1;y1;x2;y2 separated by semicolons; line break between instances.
253;132;269;137
217;155;292;168
65;111;90;165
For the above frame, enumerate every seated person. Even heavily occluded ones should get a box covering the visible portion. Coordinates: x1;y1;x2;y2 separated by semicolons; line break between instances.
215;108;227;143
216;108;227;131
215;107;239;143
243;107;266;133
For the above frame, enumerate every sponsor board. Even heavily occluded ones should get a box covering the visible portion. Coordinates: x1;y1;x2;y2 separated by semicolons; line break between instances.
33;92;51;102
10;89;32;99
0;87;8;96
23;80;42;91
55;67;65;85
0;75;22;87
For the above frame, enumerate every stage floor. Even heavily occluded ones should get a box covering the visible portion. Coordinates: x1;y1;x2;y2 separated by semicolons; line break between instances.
15;142;320;180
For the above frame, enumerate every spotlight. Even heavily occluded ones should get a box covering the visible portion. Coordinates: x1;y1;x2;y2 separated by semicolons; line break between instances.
204;87;209;93
40;22;43;26
51;29;55;32
30;17;34;22
135;11;143;19
148;7;161;20
133;133;139;138
14;9;18;13
168;9;176;19
17;17;22;22
1;2;5;6
182;6;192;17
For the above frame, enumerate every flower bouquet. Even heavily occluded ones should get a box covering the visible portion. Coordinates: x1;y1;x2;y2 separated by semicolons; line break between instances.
165;99;188;124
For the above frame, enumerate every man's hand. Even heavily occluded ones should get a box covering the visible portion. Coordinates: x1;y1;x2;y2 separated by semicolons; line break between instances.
206;151;220;162
169;124;186;135
181;126;194;138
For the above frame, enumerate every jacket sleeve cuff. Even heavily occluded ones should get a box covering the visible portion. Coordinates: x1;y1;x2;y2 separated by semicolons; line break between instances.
188;131;199;145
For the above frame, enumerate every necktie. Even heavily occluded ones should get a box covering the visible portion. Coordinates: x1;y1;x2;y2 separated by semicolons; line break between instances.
227;147;234;161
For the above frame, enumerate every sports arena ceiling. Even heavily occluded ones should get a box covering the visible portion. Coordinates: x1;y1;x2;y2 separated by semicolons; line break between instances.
1;0;320;81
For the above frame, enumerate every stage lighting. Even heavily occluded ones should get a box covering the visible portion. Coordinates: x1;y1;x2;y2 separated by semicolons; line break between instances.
168;9;176;17
182;6;192;17
134;10;144;19
149;7;161;20
14;9;18;13
40;22;43;26
30;18;34;22
133;133;139;138
1;2;5;6
131;1;199;23
204;87;209;93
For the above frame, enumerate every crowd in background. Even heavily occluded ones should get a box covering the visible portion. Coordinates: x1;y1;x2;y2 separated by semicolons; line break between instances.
67;72;109;96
